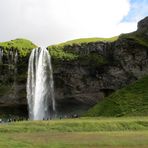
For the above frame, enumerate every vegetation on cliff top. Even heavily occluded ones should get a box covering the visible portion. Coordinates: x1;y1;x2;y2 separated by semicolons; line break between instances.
48;45;107;64
85;75;148;117
119;31;148;48
48;45;79;61
0;38;37;57
48;45;107;66
47;37;117;63
57;36;118;46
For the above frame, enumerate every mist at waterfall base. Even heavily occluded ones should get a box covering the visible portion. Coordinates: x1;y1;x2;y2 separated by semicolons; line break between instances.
27;47;55;120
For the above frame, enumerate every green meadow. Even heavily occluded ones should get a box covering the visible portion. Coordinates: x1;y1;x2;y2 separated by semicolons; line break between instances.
0;117;148;148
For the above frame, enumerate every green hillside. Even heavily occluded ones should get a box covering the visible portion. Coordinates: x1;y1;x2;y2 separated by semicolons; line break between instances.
85;75;148;117
48;37;118;61
0;38;37;57
119;31;148;48
58;36;118;46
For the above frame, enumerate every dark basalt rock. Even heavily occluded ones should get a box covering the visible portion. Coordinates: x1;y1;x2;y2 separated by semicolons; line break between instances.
0;17;148;116
137;16;148;33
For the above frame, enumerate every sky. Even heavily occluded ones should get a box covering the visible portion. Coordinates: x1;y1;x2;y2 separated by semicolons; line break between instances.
0;0;148;46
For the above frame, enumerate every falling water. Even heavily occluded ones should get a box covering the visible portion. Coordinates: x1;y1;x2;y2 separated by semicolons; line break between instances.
27;47;55;120
14;51;18;65
13;51;18;97
10;50;14;61
0;48;3;63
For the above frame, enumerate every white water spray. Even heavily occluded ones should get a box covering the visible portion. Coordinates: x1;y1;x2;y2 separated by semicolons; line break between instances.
27;47;55;120
0;48;3;63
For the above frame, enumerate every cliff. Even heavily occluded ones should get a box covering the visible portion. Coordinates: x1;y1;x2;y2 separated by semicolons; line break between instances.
0;17;148;116
0;39;37;116
48;16;148;115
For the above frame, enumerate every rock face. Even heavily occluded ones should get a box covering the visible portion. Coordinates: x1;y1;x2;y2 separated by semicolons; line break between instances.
0;17;148;116
53;40;148;114
0;39;36;117
52;16;148;114
0;52;27;104
138;16;148;33
0;50;29;116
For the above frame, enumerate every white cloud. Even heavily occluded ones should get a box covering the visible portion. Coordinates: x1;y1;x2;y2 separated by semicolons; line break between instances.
0;0;138;46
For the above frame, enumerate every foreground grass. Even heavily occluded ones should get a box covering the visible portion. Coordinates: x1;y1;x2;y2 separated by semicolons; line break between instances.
0;117;148;148
0;131;148;148
0;117;148;133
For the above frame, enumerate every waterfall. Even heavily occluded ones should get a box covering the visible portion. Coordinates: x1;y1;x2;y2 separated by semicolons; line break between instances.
14;51;18;65
13;51;18;98
27;47;55;120
0;48;3;63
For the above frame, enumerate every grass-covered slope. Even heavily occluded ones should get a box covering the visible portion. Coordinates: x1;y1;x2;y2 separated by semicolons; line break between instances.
48;45;79;61
119;31;148;48
86;75;148;117
119;17;148;48
0;38;37;57
47;36;118;61
48;44;107;66
58;36;118;46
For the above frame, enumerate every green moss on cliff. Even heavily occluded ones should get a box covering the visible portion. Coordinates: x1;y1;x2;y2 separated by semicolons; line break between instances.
0;38;37;57
48;37;112;65
86;75;148;117
48;45;78;61
79;53;108;66
0;85;11;96
48;45;107;66
120;31;148;48
58;36;118;46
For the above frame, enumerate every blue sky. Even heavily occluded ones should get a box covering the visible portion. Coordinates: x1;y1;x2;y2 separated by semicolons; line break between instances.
0;0;147;46
123;0;148;22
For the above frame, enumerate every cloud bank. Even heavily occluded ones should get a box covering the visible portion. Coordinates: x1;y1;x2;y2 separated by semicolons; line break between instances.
0;0;146;46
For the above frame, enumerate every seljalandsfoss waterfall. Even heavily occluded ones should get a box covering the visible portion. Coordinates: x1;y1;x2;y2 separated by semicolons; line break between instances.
27;47;55;120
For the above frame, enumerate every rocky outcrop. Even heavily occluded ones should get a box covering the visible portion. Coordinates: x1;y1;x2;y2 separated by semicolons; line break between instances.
0;39;36;117
53;41;148;114
52;16;148;114
0;51;28;106
137;16;148;33
0;17;148;116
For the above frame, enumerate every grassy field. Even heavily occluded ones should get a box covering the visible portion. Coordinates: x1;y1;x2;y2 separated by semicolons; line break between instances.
0;117;148;148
